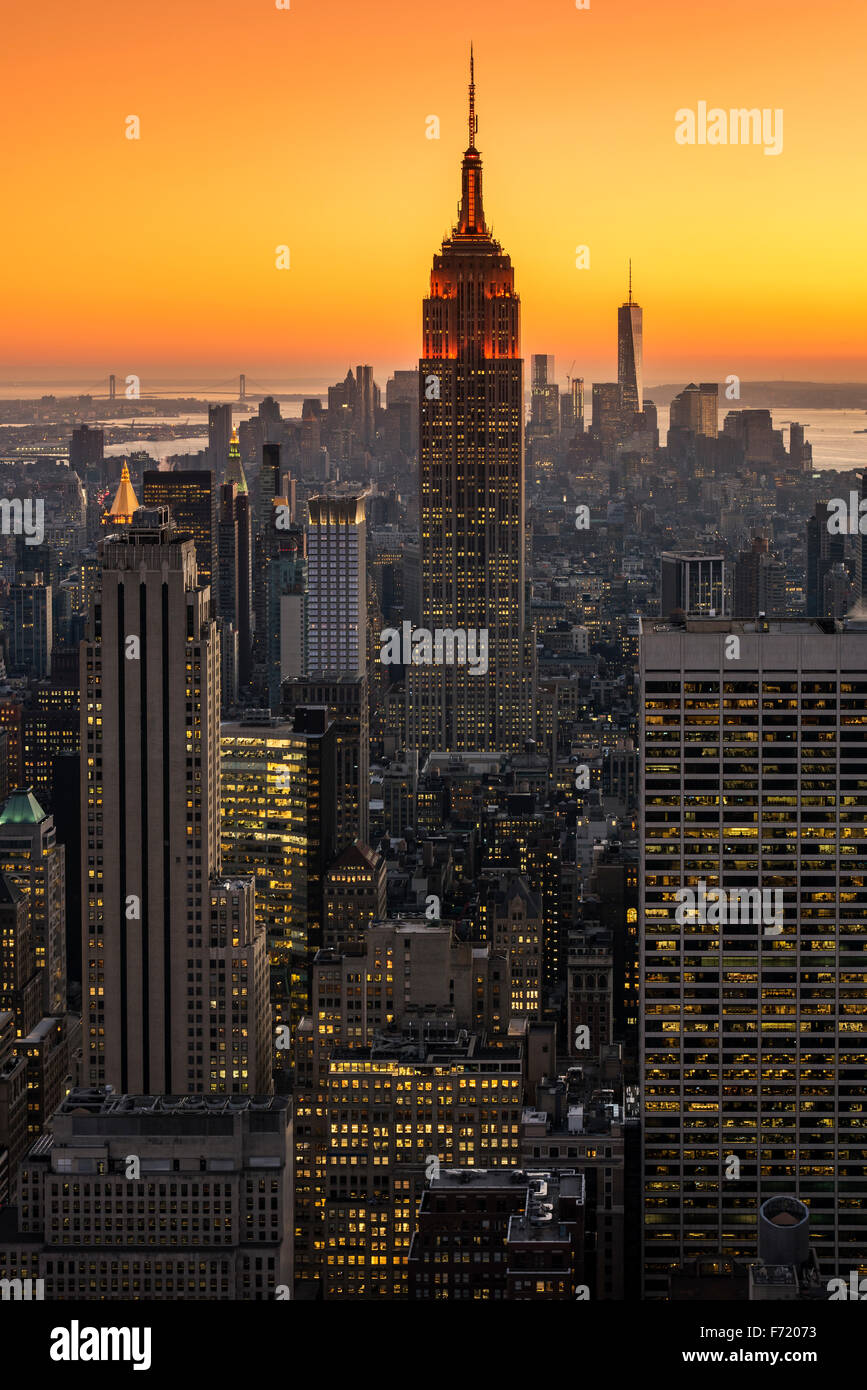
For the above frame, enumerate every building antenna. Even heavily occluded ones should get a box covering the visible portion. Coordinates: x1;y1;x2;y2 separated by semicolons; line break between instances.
469;43;476;147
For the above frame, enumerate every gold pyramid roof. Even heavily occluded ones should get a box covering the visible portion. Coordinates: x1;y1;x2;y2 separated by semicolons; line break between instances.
107;462;140;522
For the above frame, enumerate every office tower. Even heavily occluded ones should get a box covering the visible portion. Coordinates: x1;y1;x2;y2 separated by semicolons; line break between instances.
285;706;337;994
0;872;40;1038
143;470;216;592
236;482;254;686
284;675;368;851
531;354;560;431
317;1031;523;1298
225;427;248;491
220;713;308;1045
411;54;534;755
208;403;233;475
640;616;867;1296
669;382;718;438
22;666;80;812
660;551;726;618
261;503;305;711
592;382;623;440
305;494;367;678
322;843;387;951
260;442;281;529
103;462;140;525
0;1009;28;1206
258;395;282;445
2;1088;293;1299
0;789;65;1016
293;917;515;1287
69;423;104;479
789;422;813;474
806;501;845;617
217;480;239;626
354;365;377;447
10;573;52;678
733;536;787;619
409;1170;586;1300
386;370;420;452
81;505;270;1094
617;262;643;413
723;408;778;467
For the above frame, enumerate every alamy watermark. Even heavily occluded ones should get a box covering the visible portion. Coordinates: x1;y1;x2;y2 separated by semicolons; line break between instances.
675;880;783;935
675;103;783;156
380;622;489;676
826;493;867;535
0;497;44;545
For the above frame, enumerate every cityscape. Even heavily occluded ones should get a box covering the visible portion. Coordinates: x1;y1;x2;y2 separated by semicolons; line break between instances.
1;0;866;1357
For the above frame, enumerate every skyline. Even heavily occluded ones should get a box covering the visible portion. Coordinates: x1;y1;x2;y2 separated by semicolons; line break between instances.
5;0;866;382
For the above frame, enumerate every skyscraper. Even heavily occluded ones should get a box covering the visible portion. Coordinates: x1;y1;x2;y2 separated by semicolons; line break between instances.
207;403;233;475
640;616;867;1295
617;262;643;413
9;573;52;678
660;551;727;618
69;424;104;480
305;494;367;678
142;470;216;592
410;51;534;755
81;506;270;1094
669;382;718;439
0;789;66;1017
530;354;559;431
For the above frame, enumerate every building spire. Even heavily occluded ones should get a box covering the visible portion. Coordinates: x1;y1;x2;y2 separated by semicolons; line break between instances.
628;258;633;306
469;43;476;148
457;46;486;236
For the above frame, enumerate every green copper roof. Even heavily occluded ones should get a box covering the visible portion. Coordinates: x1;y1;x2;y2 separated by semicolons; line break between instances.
0;788;46;825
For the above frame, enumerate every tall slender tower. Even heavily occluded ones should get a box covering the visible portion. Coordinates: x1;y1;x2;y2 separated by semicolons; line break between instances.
617;260;643;414
410;50;534;754
81;506;270;1094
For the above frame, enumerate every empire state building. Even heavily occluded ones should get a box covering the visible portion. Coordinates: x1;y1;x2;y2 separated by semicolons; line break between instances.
407;51;535;755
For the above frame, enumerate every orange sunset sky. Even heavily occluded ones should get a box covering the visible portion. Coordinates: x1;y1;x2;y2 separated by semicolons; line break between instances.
3;0;865;387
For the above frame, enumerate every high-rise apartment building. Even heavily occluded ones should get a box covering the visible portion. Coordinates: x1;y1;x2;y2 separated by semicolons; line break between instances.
409;54;534;755
617;264;643;414
81;506;270;1094
640;616;867;1295
0;788;66;1016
